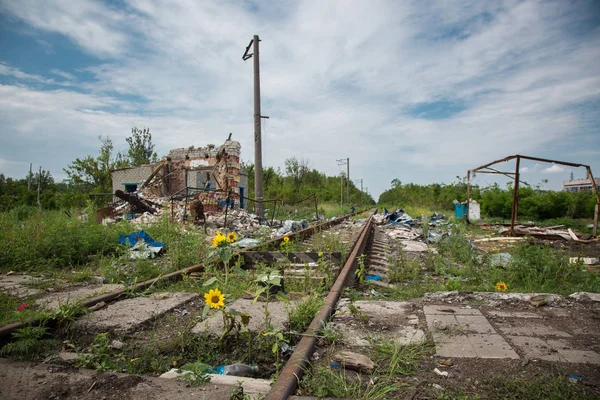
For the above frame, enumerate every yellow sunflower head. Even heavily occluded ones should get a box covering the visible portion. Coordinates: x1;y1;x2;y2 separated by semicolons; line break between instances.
283;236;290;242
204;288;225;309
212;233;227;247
216;231;223;236
495;282;508;292
227;232;237;243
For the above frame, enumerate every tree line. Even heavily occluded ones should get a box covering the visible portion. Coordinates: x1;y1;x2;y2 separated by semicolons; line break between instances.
0;128;156;211
378;179;597;220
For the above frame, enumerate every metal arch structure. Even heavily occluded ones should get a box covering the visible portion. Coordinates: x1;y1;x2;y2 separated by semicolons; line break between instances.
465;154;599;237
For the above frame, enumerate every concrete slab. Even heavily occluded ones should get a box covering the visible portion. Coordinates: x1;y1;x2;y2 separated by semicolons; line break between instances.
76;292;198;334
467;334;519;359
332;301;424;346
192;298;295;336
426;306;518;359
433;334;478;358
0;274;43;298
507;336;563;362
455;315;496;334
497;323;572;338
36;284;122;310
486;310;542;319
423;305;482;316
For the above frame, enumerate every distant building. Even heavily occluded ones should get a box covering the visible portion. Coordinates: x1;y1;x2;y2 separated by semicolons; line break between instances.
563;173;600;193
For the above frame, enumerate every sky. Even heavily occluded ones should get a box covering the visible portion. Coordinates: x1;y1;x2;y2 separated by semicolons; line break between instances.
0;0;599;200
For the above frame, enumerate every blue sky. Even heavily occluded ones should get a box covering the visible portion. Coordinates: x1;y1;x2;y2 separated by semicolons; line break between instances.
1;0;599;199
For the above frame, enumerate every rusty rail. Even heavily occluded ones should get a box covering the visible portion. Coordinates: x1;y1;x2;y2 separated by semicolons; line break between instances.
266;215;374;399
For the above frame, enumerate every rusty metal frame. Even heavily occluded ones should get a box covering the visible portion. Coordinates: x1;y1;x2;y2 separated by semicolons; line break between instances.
466;154;599;237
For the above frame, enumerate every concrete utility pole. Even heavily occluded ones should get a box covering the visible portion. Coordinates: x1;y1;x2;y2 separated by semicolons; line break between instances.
37;166;41;207
339;172;345;207
28;163;32;190
243;35;264;220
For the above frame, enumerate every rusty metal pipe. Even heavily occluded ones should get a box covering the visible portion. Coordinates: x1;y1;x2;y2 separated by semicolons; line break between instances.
266;215;374;400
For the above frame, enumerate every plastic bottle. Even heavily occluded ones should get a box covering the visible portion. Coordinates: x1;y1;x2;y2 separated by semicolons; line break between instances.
212;364;258;377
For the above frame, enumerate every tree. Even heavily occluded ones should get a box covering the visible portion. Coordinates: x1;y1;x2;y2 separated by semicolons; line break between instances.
126;127;157;166
63;136;127;194
391;178;401;188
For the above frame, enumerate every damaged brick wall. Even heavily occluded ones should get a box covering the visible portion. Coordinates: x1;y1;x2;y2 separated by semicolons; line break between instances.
111;140;243;201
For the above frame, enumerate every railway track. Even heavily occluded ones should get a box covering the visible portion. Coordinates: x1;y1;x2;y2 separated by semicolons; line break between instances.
0;209;385;399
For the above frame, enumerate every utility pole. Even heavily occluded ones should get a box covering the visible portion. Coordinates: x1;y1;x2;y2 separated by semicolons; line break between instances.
37;166;41;207
339;172;345;207
28;163;32;190
243;35;264;220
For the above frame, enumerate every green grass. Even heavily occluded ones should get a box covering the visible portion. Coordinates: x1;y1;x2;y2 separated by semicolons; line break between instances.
288;295;323;333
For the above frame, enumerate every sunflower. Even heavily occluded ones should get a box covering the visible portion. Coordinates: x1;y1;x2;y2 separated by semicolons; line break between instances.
204;288;225;309
227;232;237;243
283;236;290;243
212;232;227;247
495;282;508;292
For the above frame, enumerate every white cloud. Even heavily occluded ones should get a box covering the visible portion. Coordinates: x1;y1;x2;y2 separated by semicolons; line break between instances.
0;0;599;197
543;165;566;174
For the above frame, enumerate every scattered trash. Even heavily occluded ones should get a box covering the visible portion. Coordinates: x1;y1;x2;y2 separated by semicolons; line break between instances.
332;351;376;373
569;257;599;266
437;358;454;367
365;274;381;281
233;238;261;248
118;230;165;259
433;368;449;377
569;375;584;384
488;253;513;267
529;295;547;307
432;383;444;391
211;364;258;377
110;340;124;350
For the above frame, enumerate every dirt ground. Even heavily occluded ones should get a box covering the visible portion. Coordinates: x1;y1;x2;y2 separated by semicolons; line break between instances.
0;358;236;400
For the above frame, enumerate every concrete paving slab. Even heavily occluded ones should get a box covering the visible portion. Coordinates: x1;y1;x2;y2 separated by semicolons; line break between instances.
433;334;478;358
426;306;519;359
507;336;562;361
505;336;600;363
455;315;496;334
486;310;542;319
76;292;198;334
497;323;572;338
467;334;519;359
0;274;43;298
36;284;122;310
337;300;414;318
423;305;482;316
192;298;295;336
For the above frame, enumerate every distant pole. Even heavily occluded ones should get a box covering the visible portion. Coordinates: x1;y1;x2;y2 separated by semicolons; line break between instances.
243;35;264;220
37;166;41;207
346;157;350;205
28;163;32;190
510;156;521;236
340;173;343;207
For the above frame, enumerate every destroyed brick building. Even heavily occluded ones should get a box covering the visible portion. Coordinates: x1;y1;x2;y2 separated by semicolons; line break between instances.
111;139;249;210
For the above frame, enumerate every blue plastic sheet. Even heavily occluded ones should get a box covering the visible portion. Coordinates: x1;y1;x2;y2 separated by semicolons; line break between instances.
118;230;164;248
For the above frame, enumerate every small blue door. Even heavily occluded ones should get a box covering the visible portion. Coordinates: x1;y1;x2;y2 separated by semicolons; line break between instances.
239;187;245;209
